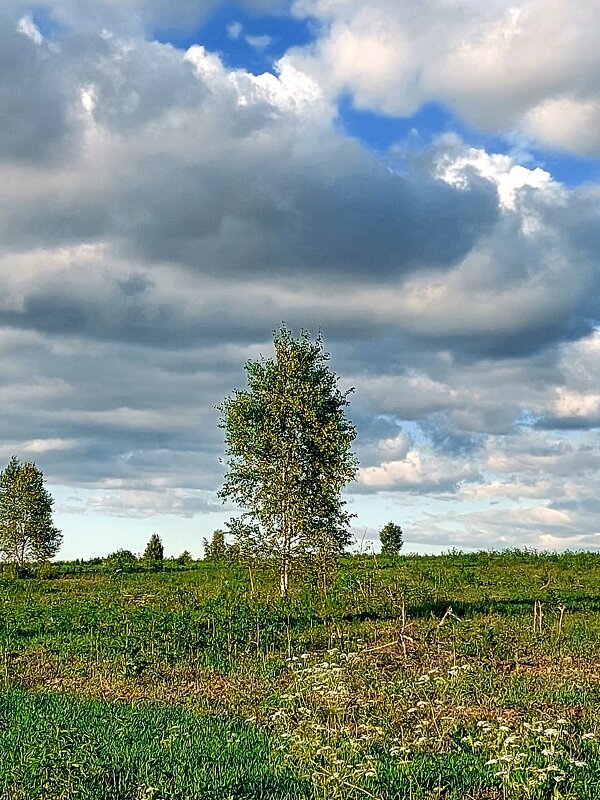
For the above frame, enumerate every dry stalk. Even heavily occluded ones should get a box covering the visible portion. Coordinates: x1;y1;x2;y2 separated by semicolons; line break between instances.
533;600;543;633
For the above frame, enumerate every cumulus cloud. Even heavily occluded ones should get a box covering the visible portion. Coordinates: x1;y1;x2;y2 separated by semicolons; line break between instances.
286;0;600;155
360;447;479;493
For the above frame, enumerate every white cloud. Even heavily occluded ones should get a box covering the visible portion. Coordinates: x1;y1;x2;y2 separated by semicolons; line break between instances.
246;34;272;50
227;21;243;40
85;487;221;518
24;438;77;454
435;142;559;211
360;447;478;492
554;389;600;420
17;15;44;45
287;0;600;154
523;96;600;156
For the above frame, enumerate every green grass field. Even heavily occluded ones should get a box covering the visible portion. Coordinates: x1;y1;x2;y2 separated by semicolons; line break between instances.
2;550;600;798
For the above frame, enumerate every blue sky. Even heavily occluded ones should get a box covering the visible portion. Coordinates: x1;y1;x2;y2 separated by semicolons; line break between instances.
154;3;315;66
1;0;600;560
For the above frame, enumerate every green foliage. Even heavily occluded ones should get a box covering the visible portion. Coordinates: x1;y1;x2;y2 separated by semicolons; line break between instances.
203;528;228;560
379;521;404;556
104;548;139;573
176;549;193;565
219;325;358;597
143;533;164;569
0;456;62;567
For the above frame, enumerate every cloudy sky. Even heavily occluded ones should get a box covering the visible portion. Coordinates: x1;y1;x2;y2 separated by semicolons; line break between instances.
2;0;600;559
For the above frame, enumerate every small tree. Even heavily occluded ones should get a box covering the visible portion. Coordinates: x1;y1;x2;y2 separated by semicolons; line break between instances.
203;528;227;560
144;533;164;561
143;533;164;570
0;456;62;567
219;325;358;597
379;522;403;556
176;550;193;566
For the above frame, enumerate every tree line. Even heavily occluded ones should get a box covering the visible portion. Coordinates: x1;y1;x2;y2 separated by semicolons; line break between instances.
0;326;403;586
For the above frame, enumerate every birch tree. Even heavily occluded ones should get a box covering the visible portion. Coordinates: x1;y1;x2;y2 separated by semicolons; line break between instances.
0;456;62;567
219;326;358;597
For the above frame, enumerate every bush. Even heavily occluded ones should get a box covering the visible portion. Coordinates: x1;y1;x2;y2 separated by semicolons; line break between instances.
104;549;139;573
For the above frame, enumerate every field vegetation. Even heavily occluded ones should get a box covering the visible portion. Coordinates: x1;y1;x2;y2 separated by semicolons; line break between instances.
1;549;600;799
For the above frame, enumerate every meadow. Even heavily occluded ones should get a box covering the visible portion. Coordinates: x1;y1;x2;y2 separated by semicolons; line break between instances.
1;549;600;799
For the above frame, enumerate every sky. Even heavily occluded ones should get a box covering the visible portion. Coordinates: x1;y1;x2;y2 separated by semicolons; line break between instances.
2;0;600;559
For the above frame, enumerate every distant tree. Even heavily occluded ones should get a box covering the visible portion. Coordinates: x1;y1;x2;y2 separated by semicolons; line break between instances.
219;325;358;597
0;456;62;568
203;528;227;560
176;550;193;566
379;522;403;556
144;533;164;561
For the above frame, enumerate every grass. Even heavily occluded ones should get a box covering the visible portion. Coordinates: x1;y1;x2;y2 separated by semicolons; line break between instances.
1;549;600;798
0;689;310;799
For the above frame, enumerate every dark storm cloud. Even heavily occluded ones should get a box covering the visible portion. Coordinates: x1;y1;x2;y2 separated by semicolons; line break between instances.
118;156;498;278
535;415;600;431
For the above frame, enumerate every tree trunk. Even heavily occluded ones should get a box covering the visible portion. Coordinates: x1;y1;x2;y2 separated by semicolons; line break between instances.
18;535;27;569
280;555;289;598
280;500;290;598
